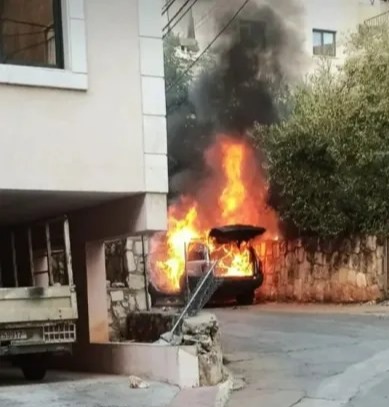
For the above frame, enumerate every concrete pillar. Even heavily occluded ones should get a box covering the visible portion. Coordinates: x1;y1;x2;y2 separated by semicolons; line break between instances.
70;237;109;345
85;241;109;343
68;195;166;353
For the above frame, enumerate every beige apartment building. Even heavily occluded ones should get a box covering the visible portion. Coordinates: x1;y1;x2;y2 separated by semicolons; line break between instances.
164;0;389;70
0;0;168;373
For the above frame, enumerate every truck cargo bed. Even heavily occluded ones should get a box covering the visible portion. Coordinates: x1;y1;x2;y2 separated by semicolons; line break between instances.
0;286;77;324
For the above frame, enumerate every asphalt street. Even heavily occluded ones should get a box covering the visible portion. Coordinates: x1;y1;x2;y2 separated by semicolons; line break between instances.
215;303;389;407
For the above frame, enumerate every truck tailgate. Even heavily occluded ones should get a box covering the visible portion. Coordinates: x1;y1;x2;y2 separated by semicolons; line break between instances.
0;286;78;324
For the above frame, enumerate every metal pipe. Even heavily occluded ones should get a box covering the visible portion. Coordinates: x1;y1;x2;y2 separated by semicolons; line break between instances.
45;223;54;286
184;242;190;304
169;260;219;338
11;232;18;287
141;235;150;311
27;227;34;285
63;218;74;287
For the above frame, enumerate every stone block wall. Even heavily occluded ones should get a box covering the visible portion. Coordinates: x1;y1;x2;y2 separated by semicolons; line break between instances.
258;236;387;303
105;236;150;341
105;234;388;339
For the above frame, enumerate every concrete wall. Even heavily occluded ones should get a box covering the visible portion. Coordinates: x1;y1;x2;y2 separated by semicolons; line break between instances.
258;236;387;303
69;342;200;387
0;0;168;195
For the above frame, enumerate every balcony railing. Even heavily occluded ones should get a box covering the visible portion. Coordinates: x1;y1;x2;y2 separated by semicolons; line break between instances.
365;10;389;27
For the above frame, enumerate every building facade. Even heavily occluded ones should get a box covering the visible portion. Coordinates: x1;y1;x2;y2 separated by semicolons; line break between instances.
164;0;389;71
0;0;168;369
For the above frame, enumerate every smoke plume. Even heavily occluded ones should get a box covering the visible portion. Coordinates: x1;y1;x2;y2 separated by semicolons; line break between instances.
168;0;305;197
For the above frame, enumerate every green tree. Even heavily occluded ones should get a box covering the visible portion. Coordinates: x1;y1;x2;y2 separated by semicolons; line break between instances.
254;25;389;238
164;33;195;114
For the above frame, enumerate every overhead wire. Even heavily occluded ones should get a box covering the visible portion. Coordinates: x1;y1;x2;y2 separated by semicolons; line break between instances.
194;0;224;31
163;0;192;32
163;0;200;38
162;0;177;15
166;0;251;94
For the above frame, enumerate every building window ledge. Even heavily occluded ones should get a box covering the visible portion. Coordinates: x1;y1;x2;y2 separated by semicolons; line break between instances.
0;0;88;91
0;64;87;90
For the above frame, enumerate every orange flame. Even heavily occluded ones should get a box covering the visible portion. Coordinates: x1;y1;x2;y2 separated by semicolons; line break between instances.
210;241;253;277
219;142;246;221
149;134;280;293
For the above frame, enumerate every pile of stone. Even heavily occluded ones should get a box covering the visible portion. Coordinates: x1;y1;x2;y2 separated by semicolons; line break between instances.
181;313;224;386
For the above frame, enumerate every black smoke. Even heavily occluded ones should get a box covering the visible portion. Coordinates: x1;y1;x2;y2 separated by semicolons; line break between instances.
167;0;305;197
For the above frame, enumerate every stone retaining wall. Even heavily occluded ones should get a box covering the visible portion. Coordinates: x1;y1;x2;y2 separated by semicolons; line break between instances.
258;236;387;303
105;235;388;340
105;236;150;341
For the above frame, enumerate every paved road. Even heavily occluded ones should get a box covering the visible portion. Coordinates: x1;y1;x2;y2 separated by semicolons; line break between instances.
0;369;179;407
214;304;389;407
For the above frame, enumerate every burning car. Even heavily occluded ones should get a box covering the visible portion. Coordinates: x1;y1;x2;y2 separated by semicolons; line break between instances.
149;224;265;306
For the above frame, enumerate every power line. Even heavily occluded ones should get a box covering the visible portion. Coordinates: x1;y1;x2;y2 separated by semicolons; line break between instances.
163;0;193;32
162;0;177;15
194;0;223;31
163;0;200;38
166;0;251;94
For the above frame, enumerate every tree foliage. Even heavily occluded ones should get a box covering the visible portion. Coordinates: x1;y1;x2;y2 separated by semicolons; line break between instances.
164;33;195;113
255;25;389;238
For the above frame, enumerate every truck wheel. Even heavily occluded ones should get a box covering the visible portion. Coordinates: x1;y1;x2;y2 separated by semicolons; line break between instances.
236;290;255;306
20;355;48;381
22;364;47;381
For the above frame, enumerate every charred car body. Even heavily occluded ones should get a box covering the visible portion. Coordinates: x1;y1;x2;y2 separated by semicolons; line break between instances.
149;224;265;306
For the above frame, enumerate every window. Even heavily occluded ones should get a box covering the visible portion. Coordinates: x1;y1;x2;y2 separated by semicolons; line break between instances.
313;29;336;57
0;0;88;90
238;20;266;49
0;0;64;68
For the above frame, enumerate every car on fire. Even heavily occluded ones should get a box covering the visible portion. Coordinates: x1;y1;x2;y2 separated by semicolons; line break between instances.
149;224;265;306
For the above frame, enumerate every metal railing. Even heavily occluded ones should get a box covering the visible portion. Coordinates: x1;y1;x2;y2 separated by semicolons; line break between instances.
162;259;221;342
365;10;389;27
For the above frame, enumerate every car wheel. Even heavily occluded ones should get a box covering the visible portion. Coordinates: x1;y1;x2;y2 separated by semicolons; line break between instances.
20;355;48;381
236;290;255;306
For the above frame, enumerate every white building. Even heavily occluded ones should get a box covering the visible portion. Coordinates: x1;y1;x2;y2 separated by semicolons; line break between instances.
164;0;389;70
0;0;168;373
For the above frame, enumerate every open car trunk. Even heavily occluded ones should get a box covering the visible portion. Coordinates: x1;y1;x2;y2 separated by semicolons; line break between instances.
149;224;266;306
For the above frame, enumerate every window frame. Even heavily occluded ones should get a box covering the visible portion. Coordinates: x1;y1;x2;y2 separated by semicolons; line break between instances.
238;19;267;49
0;0;87;90
312;29;337;57
0;0;65;69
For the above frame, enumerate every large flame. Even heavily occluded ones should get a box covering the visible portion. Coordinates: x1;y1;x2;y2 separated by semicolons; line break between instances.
149;134;279;293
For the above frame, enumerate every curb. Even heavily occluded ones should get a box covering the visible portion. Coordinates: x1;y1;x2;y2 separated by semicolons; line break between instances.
214;370;234;407
168;370;234;407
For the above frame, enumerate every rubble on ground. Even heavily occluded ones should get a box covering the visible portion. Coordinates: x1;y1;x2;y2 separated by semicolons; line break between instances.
181;312;224;386
128;375;149;389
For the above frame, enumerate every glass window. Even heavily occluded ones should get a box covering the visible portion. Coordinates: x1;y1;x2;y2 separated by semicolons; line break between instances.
313;31;322;47
0;0;64;68
312;29;336;57
238;20;266;49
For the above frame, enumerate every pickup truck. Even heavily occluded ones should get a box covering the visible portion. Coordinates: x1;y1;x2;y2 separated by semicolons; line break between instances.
0;216;78;380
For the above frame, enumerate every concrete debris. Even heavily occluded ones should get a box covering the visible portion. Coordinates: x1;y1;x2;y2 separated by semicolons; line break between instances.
182;313;218;336
128;375;149;389
232;375;246;392
182;313;224;386
157;331;182;345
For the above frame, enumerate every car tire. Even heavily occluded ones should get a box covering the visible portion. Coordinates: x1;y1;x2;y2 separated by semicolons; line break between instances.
20;355;48;381
236;290;255;306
